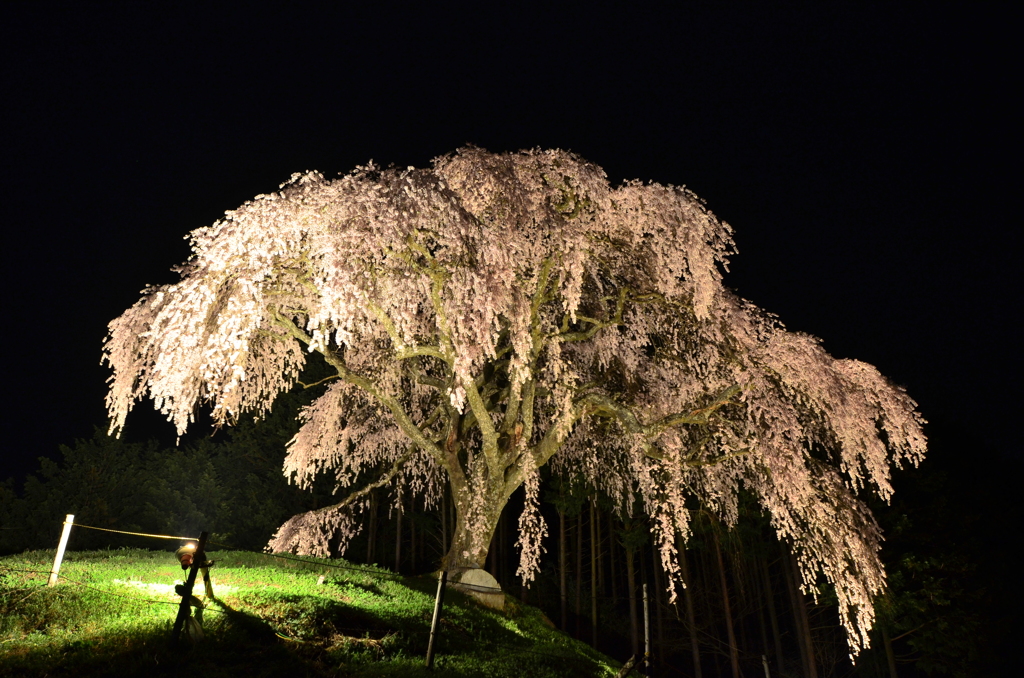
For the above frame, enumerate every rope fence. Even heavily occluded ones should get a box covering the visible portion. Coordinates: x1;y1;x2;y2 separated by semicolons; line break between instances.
73;524;198;541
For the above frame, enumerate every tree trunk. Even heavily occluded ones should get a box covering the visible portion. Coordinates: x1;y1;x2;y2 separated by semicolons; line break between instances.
418;512;423;570
559;508;568;631
487;529;496;576
882;625;899;678
792;554;818;678
757;586;770;675
609;518;618;604
576;512;583;637
500;506;508;587
440;482;506;575
652;544;664;665
679;542;702;678
762;556;784;674
366;491;377;564
596;505;605;595
441;487;448;557
590;498;598;647
785;551;817;678
627;546;639;657
394;500;402;573
713;528;741;678
410;507;417;572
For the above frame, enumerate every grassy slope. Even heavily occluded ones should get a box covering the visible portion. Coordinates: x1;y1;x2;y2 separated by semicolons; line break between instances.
1;549;619;678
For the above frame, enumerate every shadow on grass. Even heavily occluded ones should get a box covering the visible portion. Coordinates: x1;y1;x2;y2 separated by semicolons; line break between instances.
0;598;338;678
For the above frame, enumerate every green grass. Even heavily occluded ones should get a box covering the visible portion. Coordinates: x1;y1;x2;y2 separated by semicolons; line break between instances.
1;549;619;677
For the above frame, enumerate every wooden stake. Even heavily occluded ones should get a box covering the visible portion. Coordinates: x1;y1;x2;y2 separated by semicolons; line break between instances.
201;565;214;599
425;569;448;669
47;514;74;587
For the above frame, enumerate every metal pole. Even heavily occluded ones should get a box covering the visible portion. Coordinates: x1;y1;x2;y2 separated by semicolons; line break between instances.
643;582;650;674
171;531;208;647
47;514;74;587
425;569;448;669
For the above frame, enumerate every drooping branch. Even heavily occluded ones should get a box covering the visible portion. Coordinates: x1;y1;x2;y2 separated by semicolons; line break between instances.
295;447;415;519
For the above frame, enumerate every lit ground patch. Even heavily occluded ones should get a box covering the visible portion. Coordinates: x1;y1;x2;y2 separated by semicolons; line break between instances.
112;579;237;596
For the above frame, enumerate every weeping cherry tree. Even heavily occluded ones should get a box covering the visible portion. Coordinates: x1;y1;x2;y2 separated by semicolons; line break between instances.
104;147;925;655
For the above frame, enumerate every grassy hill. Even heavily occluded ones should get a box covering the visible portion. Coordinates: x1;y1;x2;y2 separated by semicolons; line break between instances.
1;549;620;677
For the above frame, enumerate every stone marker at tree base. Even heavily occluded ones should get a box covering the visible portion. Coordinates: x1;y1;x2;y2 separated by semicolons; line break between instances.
104;147;925;656
448;567;504;611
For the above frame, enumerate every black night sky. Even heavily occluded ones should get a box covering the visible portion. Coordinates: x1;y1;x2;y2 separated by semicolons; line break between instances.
1;5;1017;501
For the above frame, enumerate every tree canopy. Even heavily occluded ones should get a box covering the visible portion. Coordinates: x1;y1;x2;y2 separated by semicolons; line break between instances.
104;147;925;654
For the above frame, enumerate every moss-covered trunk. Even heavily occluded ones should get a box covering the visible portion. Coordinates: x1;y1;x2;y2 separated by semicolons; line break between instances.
441;479;507;575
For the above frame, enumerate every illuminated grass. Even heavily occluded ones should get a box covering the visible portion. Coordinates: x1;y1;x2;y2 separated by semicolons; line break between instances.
1;549;617;677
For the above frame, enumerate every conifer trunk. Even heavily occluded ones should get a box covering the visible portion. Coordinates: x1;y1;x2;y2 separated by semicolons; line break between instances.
366;492;377;564
792;554;818;678
590;499;598;647
627;546;639;657
559;509;568;631
757;590;770;673
576;512;583;636
882;626;899;678
713;528;741;678
785;551;817;678
679;542;702;678
410;508;416;572
596;506;604;595
652;546;664;664
762;556;784;673
609;522;619;604
394;501;402;572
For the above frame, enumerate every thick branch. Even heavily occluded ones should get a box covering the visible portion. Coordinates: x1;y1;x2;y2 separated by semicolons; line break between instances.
420;262;501;475
647;385;742;436
365;299;448;363
528;257;556;361
271;310;448;470
684;449;751;468
297;374;341;389
529;385;743;474
556;287;628;343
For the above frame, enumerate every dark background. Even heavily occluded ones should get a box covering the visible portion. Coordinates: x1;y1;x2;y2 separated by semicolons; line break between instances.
1;7;1017;509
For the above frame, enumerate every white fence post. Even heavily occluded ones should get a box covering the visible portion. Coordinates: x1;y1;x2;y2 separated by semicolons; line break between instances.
47;514;74;587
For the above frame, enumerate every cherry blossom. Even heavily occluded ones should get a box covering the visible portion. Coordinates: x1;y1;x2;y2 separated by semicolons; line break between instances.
104;147;925;654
